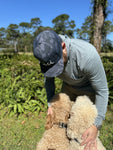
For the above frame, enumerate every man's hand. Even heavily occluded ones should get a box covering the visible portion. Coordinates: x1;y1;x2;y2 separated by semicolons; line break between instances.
80;125;98;150
47;106;53;115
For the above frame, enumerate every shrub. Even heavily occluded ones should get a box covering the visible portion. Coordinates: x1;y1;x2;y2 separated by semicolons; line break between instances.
0;54;47;116
0;54;112;116
102;56;113;106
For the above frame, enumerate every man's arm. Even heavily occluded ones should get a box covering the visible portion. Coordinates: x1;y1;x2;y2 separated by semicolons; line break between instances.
81;54;109;150
44;77;55;107
85;54;109;127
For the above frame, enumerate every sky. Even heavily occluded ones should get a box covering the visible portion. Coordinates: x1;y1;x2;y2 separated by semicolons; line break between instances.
0;0;113;40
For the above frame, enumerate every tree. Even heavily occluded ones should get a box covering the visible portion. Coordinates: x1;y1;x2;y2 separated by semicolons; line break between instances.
30;17;42;32
101;20;113;52
52;14;76;38
19;22;31;52
76;16;92;41
102;20;113;44
6;24;19;52
19;22;30;34
0;27;6;46
101;39;113;52
90;0;109;53
76;15;113;45
33;26;53;37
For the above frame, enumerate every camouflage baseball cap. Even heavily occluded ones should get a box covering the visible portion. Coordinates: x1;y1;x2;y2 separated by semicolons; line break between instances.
33;30;64;77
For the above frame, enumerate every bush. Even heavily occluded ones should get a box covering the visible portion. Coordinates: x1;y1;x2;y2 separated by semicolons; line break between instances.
102;56;113;105
0;54;47;116
0;54;112;116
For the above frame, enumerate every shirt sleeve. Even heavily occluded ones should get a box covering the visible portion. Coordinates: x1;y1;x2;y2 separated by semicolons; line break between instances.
85;55;109;126
44;77;55;106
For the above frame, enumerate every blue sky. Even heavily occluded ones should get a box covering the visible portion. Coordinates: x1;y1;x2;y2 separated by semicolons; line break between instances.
0;0;113;40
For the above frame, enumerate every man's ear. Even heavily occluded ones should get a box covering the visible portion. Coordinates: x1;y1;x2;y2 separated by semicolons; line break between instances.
62;42;66;50
62;42;67;55
62;42;67;63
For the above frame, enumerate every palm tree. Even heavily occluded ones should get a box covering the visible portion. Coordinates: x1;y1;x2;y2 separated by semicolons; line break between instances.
91;0;108;53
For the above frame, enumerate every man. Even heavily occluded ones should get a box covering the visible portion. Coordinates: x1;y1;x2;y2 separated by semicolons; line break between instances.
33;30;109;150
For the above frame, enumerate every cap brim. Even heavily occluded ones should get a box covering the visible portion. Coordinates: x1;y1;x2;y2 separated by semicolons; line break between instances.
40;57;64;77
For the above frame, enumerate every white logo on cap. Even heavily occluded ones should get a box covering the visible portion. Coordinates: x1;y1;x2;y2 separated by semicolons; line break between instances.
42;60;55;66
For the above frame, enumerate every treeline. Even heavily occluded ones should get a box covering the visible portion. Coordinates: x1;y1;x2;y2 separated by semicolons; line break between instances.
0;14;76;53
0;1;113;53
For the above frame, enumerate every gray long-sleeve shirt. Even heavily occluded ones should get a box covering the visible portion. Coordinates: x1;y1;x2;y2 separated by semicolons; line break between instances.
45;35;109;126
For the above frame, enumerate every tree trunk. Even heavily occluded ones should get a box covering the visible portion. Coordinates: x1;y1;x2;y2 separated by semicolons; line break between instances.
91;0;107;54
14;41;18;53
25;45;27;52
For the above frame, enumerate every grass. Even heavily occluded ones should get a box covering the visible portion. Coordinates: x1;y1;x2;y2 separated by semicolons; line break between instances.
100;52;113;57
1;52;113;57
0;109;46;150
99;106;113;150
0;106;113;150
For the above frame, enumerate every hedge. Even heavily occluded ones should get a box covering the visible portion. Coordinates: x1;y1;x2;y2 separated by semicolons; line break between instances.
0;54;112;116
